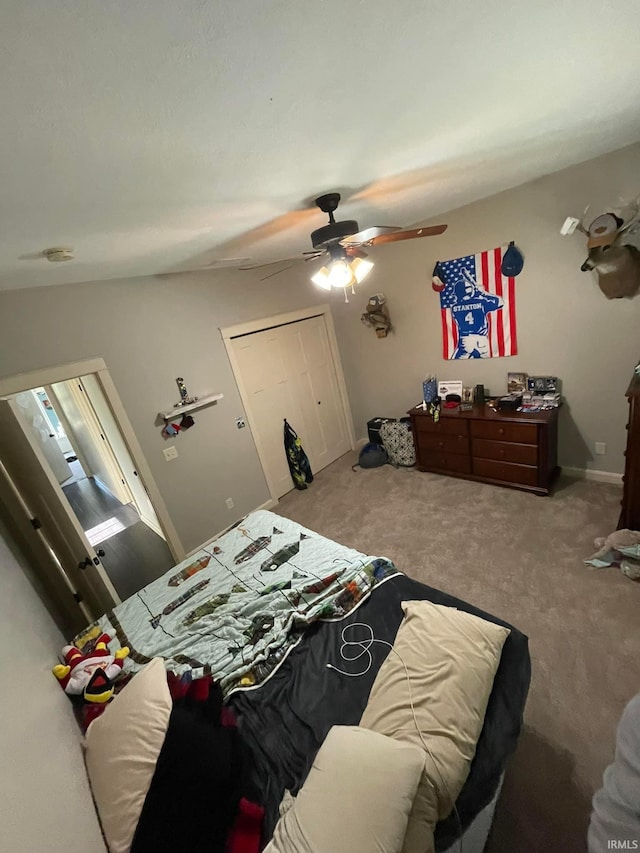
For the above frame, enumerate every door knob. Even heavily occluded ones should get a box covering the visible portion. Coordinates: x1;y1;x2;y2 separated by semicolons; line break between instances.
96;549;105;557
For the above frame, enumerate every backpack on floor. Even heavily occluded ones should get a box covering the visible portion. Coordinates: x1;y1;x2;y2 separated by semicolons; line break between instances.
352;442;388;471
379;419;416;467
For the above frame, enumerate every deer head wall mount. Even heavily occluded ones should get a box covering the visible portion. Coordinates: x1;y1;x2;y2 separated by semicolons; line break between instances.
562;199;640;299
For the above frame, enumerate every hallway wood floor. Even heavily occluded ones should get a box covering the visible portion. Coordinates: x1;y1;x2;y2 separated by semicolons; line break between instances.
62;477;174;600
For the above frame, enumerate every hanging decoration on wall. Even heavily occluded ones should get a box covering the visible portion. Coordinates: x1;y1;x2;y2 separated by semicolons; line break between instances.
560;199;640;299
360;293;392;338
431;244;521;360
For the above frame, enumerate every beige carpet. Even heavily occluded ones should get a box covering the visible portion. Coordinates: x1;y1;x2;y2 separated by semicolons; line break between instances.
276;452;640;853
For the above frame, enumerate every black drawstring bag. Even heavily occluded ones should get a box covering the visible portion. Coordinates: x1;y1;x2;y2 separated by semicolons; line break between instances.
283;419;314;490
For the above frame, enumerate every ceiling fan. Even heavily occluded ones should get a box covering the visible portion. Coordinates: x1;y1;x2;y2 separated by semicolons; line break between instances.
241;193;448;295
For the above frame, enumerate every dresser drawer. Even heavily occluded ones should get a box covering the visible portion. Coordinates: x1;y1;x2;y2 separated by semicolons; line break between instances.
414;416;469;436
473;457;538;487
470;419;538;445
421;450;471;474
418;432;469;455
472;438;538;466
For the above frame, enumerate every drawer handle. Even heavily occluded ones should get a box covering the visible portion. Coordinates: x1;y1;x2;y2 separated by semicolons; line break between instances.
498;428;504;435
499;449;505;456
438;441;444;448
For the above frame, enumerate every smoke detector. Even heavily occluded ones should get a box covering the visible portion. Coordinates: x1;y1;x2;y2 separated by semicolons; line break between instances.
43;247;74;262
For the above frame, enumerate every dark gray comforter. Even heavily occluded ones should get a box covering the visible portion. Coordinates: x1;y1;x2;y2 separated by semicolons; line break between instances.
229;573;531;850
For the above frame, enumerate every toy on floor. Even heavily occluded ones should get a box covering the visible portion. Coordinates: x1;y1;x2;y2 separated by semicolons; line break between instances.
585;528;640;581
52;633;130;703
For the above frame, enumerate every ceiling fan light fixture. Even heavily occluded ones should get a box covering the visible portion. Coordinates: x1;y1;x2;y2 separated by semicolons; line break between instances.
311;266;332;290
350;257;374;283
311;256;374;292
326;259;354;289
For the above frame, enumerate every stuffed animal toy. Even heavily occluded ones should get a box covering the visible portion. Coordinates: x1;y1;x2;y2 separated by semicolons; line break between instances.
585;529;640;581
52;633;130;704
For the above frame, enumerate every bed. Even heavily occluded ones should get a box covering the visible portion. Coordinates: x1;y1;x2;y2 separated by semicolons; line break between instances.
83;509;530;852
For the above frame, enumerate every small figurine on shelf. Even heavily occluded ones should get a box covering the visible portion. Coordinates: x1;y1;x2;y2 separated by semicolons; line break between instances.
175;377;197;407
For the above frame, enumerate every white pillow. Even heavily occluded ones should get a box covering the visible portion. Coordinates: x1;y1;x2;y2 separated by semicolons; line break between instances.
359;601;510;853
264;725;425;853
84;658;172;853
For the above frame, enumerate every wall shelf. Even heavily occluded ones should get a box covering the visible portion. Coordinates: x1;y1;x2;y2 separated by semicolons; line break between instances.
159;393;223;421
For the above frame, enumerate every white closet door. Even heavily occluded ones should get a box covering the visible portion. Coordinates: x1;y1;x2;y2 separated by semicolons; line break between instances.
230;315;350;499
231;327;308;499
281;316;350;472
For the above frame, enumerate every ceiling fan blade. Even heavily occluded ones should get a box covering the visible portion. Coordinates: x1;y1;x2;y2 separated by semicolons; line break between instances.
344;246;368;259
303;248;328;262
341;225;401;245
238;257;297;270
368;224;448;246
259;264;296;281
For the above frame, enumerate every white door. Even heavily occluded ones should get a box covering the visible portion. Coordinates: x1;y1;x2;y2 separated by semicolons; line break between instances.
232;327;308;499
0;460;91;636
33;389;74;455
281;316;350;472
13;391;72;484
49;380;132;505
0;397;119;619
79;375;165;539
230;315;350;499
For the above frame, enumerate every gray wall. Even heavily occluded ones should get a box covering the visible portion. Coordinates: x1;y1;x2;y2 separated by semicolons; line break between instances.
0;271;325;553
0;520;105;852
0;143;638;558
320;142;640;476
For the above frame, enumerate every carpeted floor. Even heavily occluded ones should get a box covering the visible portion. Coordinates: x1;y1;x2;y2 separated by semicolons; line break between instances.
276;452;640;853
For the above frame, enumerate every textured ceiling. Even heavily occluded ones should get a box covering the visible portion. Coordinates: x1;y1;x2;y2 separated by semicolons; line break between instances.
1;0;640;291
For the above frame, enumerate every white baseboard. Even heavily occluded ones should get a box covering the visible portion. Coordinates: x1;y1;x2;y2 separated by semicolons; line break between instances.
563;466;623;485
182;497;278;559
258;497;278;511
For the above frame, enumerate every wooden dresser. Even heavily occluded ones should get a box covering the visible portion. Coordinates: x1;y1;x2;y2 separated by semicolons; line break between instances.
620;371;640;529
408;403;560;495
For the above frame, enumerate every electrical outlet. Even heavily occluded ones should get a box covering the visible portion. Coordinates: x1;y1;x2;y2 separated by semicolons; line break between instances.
226;497;234;509
236;417;246;429
595;442;607;456
163;446;178;462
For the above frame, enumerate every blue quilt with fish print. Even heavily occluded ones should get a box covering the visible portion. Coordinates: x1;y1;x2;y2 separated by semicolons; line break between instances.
90;510;399;695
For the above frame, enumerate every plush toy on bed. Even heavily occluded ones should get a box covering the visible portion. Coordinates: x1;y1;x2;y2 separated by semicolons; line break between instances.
52;633;130;704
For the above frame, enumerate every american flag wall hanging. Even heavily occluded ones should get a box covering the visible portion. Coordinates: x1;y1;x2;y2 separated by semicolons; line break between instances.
433;245;518;360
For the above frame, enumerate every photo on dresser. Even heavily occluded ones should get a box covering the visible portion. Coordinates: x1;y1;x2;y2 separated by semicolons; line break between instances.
507;372;527;394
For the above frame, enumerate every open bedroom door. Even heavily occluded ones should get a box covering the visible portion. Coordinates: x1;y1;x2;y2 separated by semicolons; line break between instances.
0;397;119;620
